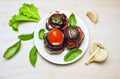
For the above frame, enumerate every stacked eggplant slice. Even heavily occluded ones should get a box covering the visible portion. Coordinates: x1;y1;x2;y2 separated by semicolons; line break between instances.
44;11;84;54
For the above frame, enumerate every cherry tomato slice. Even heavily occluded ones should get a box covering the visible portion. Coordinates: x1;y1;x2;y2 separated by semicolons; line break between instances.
47;29;63;43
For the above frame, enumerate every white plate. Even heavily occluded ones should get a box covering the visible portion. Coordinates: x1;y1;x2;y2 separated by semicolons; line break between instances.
34;11;89;64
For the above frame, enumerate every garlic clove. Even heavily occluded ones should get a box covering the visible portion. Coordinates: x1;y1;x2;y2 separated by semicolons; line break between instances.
85;47;100;65
94;48;108;62
85;42;108;65
89;42;104;55
86;10;98;24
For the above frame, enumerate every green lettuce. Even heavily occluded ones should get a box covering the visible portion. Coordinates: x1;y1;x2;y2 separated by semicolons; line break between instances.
9;3;40;31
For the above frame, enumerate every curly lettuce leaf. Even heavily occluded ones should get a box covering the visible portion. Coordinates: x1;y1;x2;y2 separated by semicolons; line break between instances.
8;3;40;31
14;14;39;22
9;14;39;31
19;3;40;20
9;15;20;31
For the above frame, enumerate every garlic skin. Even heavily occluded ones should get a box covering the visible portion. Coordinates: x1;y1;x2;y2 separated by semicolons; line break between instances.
85;42;108;65
93;48;108;62
86;10;98;24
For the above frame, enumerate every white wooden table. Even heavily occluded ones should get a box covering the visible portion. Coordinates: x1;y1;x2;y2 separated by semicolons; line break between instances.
0;0;120;79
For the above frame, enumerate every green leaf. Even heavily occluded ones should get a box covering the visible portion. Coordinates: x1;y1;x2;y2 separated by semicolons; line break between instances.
64;48;82;62
3;40;21;59
19;3;40;20
68;13;77;26
53;17;61;24
8;15;20;31
29;46;37;67
38;28;45;39
14;14;40;22
8;3;41;31
18;32;34;41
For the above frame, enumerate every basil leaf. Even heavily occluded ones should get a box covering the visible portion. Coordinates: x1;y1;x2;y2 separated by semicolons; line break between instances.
38;28;45;39
29;46;37;67
64;48;82;62
53;17;61;24
68;13;77;26
3;40;21;59
18;32;34;41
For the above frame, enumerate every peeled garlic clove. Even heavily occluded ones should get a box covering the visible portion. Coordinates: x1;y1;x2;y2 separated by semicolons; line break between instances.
85;42;108;65
86;10;98;24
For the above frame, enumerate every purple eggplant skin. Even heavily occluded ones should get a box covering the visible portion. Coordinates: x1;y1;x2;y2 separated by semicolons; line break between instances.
64;26;80;42
44;34;65;51
46;14;68;30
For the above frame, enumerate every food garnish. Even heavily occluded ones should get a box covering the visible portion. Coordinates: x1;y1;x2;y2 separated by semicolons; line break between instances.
3;40;21;59
64;48;82;62
38;28;45;39
86;10;98;24
68;13;77;26
18;32;34;41
9;3;40;31
85;42;108;65
29;46;37;67
4;3;40;67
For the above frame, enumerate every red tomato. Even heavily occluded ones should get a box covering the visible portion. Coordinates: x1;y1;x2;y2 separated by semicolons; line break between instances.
47;29;63;43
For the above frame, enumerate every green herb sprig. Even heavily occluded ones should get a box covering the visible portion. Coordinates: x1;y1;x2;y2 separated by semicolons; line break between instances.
18;32;34;41
29;46;37;67
3;40;21;59
68;13;77;26
64;48;82;62
38;28;45;39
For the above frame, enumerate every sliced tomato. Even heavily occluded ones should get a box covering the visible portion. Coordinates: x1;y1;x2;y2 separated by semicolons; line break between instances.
47;29;63;43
